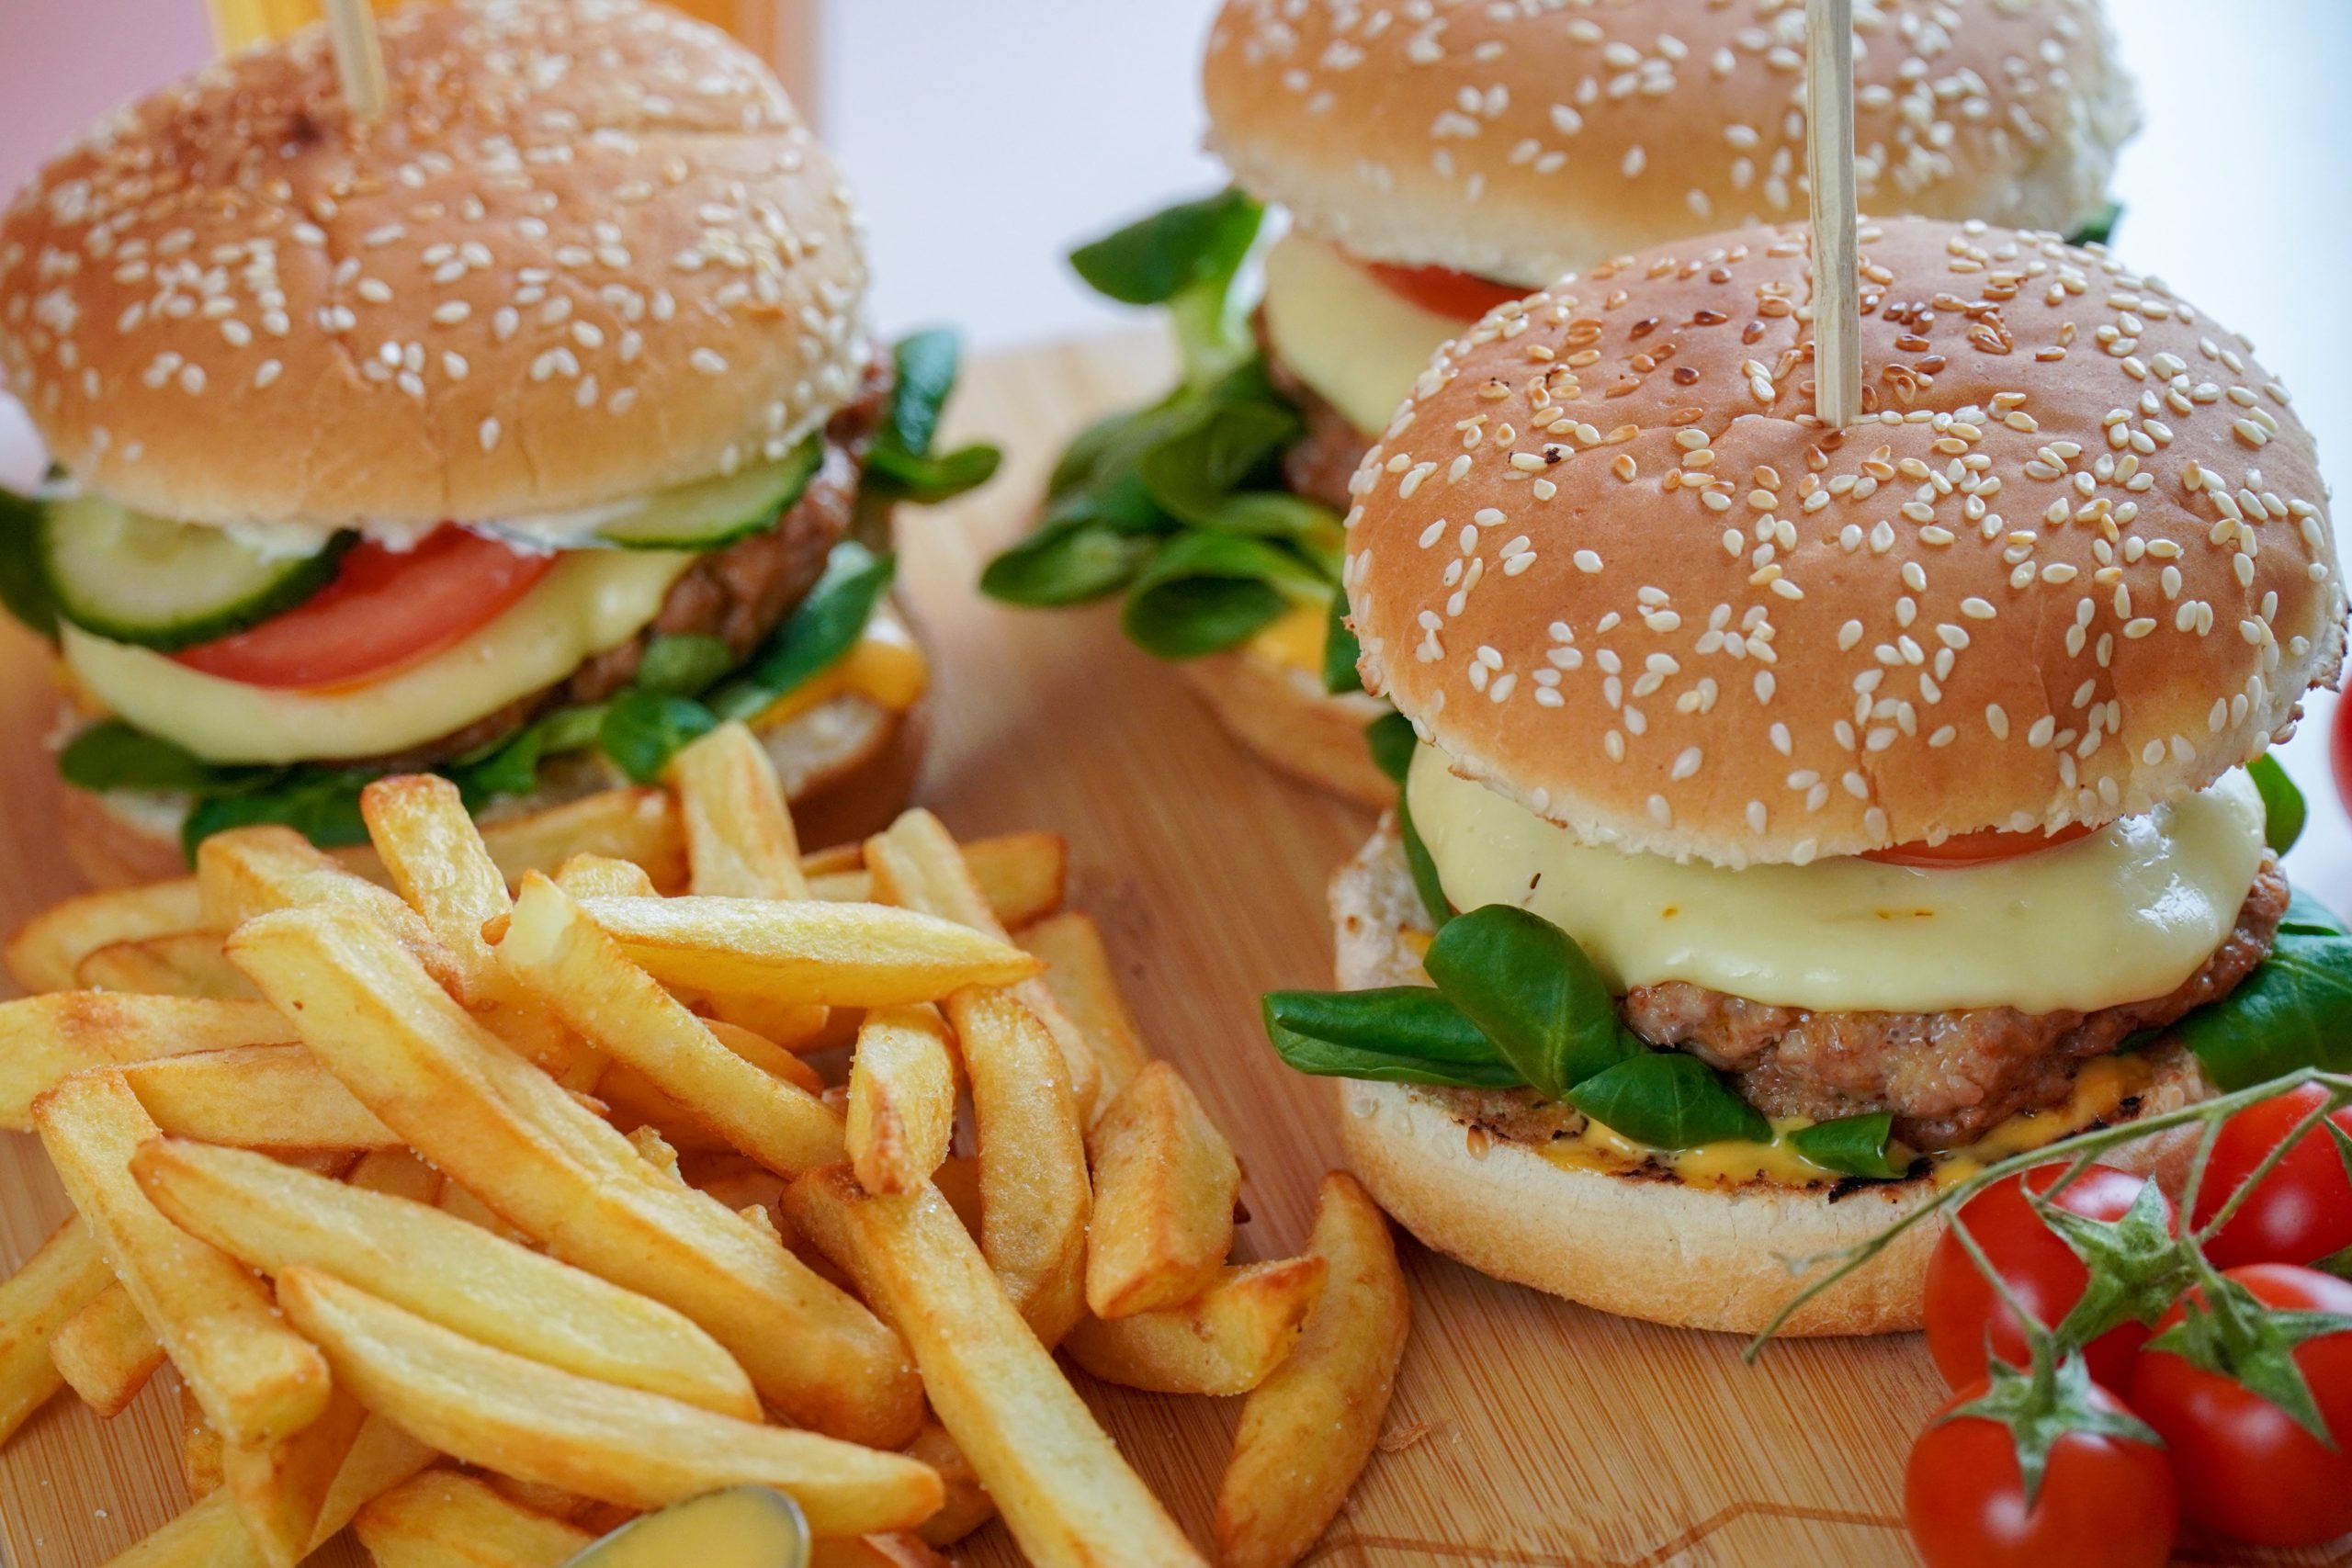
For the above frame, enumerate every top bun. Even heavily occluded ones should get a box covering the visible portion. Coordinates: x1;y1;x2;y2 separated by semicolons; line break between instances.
0;0;868;530
1345;217;2345;867
1203;0;2137;288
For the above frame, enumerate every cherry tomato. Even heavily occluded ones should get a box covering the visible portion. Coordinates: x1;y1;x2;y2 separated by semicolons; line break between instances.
1925;1164;2164;1393
173;527;555;690
1863;821;2095;868
2131;1263;2352;1548
2189;1082;2352;1270
1357;259;1525;321
1905;1378;2176;1568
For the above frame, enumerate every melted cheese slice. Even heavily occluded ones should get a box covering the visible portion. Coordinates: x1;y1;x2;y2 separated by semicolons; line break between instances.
62;550;699;764
1247;599;1333;674
1408;743;2267;1014
1260;234;1467;440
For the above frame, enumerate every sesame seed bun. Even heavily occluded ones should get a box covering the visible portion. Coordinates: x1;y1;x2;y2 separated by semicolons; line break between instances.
0;0;867;531
1329;816;2209;1335
1178;648;1395;807
1344;217;2346;866
1203;0;2137;288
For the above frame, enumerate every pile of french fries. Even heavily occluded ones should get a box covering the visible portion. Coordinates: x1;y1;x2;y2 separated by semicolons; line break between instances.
0;720;1410;1568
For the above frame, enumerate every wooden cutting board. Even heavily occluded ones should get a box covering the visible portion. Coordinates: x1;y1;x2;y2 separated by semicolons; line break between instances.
0;333;2340;1568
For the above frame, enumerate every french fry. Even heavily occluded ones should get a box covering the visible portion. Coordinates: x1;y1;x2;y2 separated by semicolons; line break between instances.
76;932;258;1000
672;720;810;899
99;1489;266;1568
846;1007;956;1196
0;1216;111;1444
705;1020;827;1094
865;811;1099;1117
223;1385;371;1568
278;1269;944;1536
354;1470;592;1568
1084;1062;1238;1319
179;1382;223;1500
32;1070;331;1447
784;1170;1202;1568
574;894;1040;1007
345;1145;444;1207
6;877;207;996
0;994;296;1130
135;1137;760;1418
811;1536;953;1568
931;1155;983;1239
480;785;687;891
363;775;594;1086
121;1045;400;1151
309;1412;437;1550
944;988;1091;1347
498;874;847;1178
1019;911;1153;1100
51;1282;164;1416
904;1420;995;1548
435;1179;537;1249
807;831;1068;931
1064;1258;1329;1396
1214;1174;1411;1568
198;826;462;992
552;852;662;900
229;905;922;1447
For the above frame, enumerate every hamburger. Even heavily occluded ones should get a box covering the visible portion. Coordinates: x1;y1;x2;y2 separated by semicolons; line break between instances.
987;0;2139;807
1264;215;2346;1334
0;0;996;886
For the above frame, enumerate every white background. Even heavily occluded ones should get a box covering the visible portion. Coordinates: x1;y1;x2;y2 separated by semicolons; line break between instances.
2;0;2348;896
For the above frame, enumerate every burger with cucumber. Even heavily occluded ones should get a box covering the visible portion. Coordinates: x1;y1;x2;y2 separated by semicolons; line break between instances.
0;0;994;885
1265;215;2348;1334
987;0;2138;806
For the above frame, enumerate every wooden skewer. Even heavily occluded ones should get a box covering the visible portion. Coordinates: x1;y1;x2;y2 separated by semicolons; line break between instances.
1804;0;1860;430
322;0;391;119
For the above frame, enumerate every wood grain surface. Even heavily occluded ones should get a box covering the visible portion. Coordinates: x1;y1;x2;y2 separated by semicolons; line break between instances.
0;334;2342;1567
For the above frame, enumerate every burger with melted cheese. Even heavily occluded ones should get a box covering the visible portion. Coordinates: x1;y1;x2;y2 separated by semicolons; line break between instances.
989;0;2138;806
0;0;994;885
1265;215;2346;1334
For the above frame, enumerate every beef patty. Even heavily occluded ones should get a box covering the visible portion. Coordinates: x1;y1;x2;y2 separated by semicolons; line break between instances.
1258;317;1372;513
1623;857;2289;1149
360;361;887;772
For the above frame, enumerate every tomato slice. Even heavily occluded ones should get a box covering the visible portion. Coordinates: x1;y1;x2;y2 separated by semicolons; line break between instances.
1359;259;1526;321
172;527;556;691
1863;821;2096;869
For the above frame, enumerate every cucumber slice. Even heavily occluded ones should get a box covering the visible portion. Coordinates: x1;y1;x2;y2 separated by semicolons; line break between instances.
597;435;824;550
40;495;352;652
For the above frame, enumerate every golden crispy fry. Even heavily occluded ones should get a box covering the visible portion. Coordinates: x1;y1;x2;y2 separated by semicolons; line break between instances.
0;994;296;1131
783;1170;1200;1568
1215;1174;1411;1568
224;1385;370;1568
481;1473;601;1525
498;875;846;1178
0;1216;111;1444
930;1156;982;1239
1064;1258;1329;1396
51;1282;163;1416
434;1178;537;1248
479;786;687;892
345;1146;443;1207
364;775;595;1087
34;1071;329;1446
355;1470;592;1568
671;721;810;899
552;852;662;900
903;1421;995;1548
179;1382;222;1500
704;1020;826;1094
278;1269;944;1537
99;1489;266;1568
846;1007;956;1197
575;894;1041;1007
76;933;258;1000
810;1536;952;1568
136;1137;759;1418
6;877;207;996
865;811;1098;1117
944;988;1091;1347
309;1412;437;1550
229;905;922;1447
1084;1062;1239;1319
121;1045;399;1151
1018;911;1152;1101
806;832;1067;931
198;826;461;992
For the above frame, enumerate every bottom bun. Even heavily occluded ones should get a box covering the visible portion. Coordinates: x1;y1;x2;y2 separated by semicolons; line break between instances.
1329;818;2211;1337
1179;648;1394;808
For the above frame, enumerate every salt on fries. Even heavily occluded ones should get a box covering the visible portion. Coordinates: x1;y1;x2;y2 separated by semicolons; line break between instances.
0;717;1410;1565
